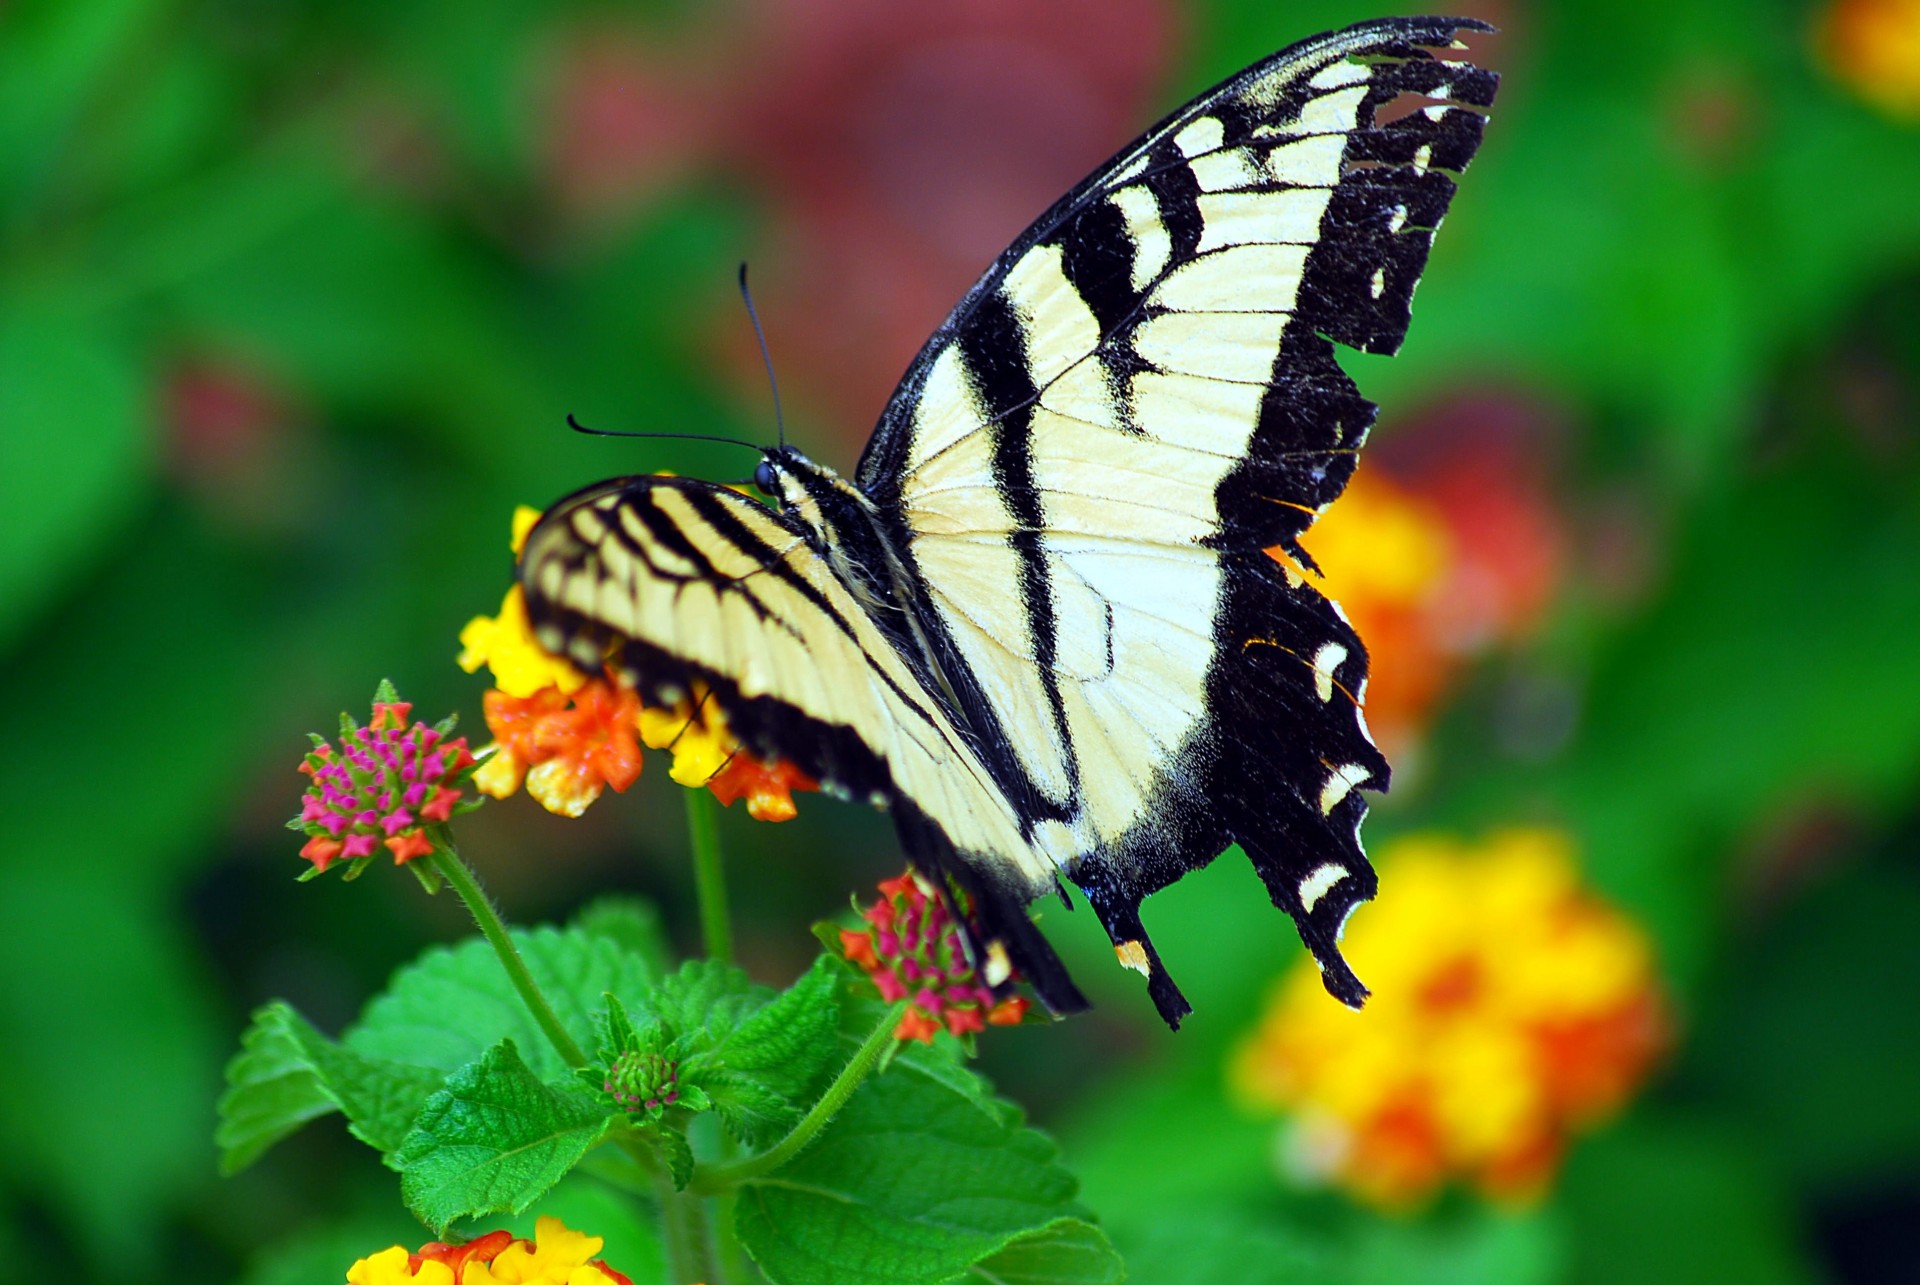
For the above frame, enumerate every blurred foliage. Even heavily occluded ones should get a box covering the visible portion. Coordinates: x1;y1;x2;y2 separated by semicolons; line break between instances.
2;0;1919;1281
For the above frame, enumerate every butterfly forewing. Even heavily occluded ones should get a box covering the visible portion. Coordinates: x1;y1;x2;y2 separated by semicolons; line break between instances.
519;17;1497;1028
853;17;1495;1023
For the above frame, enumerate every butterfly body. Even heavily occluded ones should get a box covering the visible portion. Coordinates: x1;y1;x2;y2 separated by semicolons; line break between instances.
520;17;1498;1027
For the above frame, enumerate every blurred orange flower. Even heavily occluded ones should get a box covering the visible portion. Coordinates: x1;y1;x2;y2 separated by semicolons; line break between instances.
1230;827;1667;1211
1291;397;1566;762
1818;0;1920;118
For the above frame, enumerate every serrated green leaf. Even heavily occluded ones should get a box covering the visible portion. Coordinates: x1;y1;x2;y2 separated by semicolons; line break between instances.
691;955;841;1147
644;1122;696;1191
347;924;659;1081
646;958;766;1042
596;993;645;1060
216;1004;341;1175
217;1001;445;1174
395;1040;611;1233
955;1219;1125;1284
735;1052;1088;1285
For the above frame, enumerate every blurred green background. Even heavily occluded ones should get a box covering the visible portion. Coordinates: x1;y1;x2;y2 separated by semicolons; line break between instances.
4;0;1919;1280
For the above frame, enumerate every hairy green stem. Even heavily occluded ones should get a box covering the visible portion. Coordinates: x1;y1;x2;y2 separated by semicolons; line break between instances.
657;1170;716;1285
430;845;589;1070
690;1000;907;1194
685;788;732;963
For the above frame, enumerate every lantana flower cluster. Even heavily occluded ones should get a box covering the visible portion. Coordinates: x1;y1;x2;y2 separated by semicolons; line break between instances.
457;506;816;820
293;683;478;874
1818;0;1920;118
840;872;1030;1042
1231;827;1668;1210
603;1049;681;1115
346;1216;632;1285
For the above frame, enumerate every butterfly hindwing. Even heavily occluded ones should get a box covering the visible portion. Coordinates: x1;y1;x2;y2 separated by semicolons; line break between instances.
519;476;1090;1014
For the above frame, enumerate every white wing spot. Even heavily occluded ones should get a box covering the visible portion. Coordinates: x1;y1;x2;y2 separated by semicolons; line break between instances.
1174;114;1225;158
1369;266;1386;298
1311;640;1348;702
1388;204;1408;234
1414;143;1433;170
1319;761;1372;815
1308;59;1370;91
1298;862;1348;913
1110;184;1171;291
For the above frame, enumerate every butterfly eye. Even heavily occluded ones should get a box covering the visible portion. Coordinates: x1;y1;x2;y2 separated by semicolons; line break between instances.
753;458;778;498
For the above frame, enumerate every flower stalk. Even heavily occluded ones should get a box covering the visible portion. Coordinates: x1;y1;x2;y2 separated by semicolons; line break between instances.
685;787;732;964
690;999;908;1194
429;843;590;1071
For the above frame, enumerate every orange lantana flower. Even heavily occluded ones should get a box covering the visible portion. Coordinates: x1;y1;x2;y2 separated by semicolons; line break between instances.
459;506;818;821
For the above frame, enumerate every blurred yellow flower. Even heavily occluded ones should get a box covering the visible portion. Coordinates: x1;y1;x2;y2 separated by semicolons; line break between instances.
1819;0;1920;118
1230;827;1667;1210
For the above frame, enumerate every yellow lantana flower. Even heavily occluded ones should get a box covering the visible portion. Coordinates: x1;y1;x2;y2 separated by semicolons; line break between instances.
1231;827;1667;1210
345;1246;455;1285
466;1216;620;1285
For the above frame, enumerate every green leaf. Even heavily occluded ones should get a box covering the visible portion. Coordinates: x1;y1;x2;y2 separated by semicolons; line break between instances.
955;1219;1125;1284
690;955;841;1147
735;1052;1089;1285
646;958;766;1039
573;896;674;977
1114;1211;1328;1285
348;924;660;1081
0;304;150;651
215;1004;343;1175
839;977;990;1108
216;1001;445;1174
395;1040;611;1234
646;1121;696;1192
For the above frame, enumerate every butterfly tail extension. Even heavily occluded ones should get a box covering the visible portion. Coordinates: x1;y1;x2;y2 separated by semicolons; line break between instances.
1073;865;1194;1028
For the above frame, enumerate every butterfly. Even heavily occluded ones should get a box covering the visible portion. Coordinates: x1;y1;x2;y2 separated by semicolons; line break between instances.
517;17;1497;1028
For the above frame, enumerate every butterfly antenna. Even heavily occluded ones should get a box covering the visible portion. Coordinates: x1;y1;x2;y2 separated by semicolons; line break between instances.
564;413;762;454
737;262;787;449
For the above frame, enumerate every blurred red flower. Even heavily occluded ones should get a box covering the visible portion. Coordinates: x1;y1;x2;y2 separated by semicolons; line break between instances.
719;0;1181;438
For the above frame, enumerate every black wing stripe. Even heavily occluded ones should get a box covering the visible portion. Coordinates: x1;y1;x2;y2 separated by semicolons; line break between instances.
966;291;1086;807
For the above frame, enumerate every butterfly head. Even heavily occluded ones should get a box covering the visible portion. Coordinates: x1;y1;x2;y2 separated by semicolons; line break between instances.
752;445;868;521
